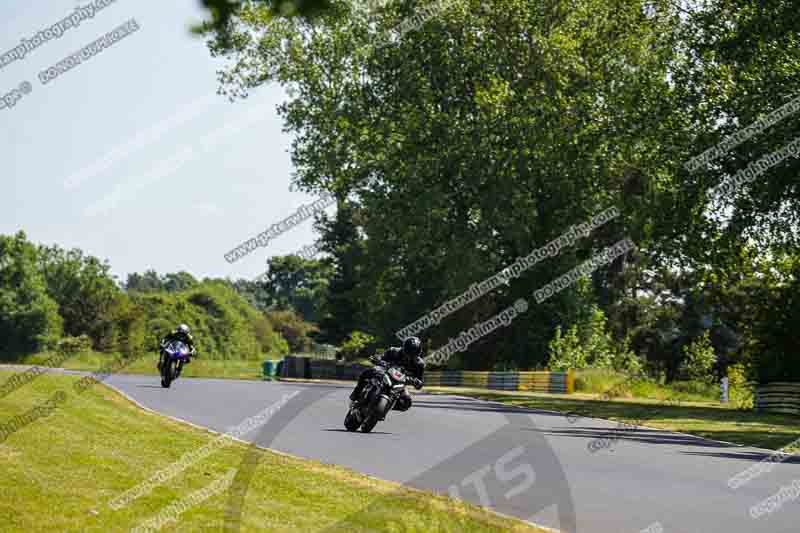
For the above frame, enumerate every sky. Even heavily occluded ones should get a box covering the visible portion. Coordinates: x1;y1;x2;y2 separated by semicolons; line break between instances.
0;0;332;285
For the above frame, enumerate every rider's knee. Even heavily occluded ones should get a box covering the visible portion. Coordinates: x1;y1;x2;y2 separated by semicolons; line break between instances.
394;394;412;411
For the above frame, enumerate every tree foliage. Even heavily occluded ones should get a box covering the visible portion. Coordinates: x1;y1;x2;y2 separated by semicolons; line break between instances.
0;232;294;362
0;232;62;355
679;331;717;383
265;308;320;352
206;0;799;381
37;244;120;347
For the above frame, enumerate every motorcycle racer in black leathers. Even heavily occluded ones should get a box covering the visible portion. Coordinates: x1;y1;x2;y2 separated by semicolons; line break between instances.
349;336;425;412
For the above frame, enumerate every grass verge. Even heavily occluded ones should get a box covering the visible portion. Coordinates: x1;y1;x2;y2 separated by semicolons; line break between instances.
0;370;547;532
424;386;800;453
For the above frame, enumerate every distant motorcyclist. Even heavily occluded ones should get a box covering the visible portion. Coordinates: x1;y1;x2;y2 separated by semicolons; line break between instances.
158;324;197;370
349;336;425;412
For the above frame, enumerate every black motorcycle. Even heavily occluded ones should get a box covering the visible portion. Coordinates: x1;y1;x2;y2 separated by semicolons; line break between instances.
159;340;191;388
344;357;409;433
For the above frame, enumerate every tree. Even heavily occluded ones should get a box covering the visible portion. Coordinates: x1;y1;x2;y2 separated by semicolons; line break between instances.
208;0;799;380
211;0;688;362
163;271;199;292
191;0;335;51
679;331;717;383
125;270;165;292
753;258;800;383
672;0;800;253
257;254;333;323
37;244;120;347
0;232;62;355
315;201;370;343
265;308;319;352
231;278;275;313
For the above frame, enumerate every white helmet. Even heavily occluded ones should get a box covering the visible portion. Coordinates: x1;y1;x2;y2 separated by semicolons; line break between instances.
177;324;190;335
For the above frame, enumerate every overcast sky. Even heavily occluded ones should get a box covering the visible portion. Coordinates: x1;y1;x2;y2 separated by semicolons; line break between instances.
0;0;331;285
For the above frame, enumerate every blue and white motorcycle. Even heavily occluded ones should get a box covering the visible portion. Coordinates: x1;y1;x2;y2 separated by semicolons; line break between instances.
159;340;191;388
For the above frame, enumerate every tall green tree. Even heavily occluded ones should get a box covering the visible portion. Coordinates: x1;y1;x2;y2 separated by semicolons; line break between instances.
212;0;687;361
0;232;62;355
208;0;798;378
255;254;333;323
316;200;369;343
37;244;120;347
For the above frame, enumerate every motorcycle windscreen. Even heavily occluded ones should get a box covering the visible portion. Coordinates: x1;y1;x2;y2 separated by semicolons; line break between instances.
167;340;189;357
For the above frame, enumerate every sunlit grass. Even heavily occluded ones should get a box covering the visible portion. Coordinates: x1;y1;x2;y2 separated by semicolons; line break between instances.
427;386;800;452
0;371;548;532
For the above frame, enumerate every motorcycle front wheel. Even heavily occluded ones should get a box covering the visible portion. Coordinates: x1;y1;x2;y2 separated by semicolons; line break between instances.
161;360;175;388
344;409;361;432
361;396;389;433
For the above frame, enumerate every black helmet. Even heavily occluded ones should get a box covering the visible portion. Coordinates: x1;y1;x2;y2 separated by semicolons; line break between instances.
402;336;422;357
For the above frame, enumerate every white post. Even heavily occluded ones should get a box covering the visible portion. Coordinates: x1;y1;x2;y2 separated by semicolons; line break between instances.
721;376;729;403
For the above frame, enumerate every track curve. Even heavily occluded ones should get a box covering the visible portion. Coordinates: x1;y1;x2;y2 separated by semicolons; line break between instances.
103;374;800;533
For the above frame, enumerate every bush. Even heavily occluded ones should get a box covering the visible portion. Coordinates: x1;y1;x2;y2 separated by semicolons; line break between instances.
56;335;93;356
670;379;718;398
574;369;631;395
132;282;289;360
583;306;614;368
575;369;717;402
547;307;645;374
628;378;671;400
338;331;376;361
612;336;645;377
547;325;587;371
252;315;290;358
679;332;716;383
728;363;755;410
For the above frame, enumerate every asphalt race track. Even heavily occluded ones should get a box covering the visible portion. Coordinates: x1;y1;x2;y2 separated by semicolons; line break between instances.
101;374;800;533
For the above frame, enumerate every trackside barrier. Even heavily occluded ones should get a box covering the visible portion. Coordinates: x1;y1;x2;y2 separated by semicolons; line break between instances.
424;370;574;394
755;382;800;415
278;357;574;394
280;356;368;381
